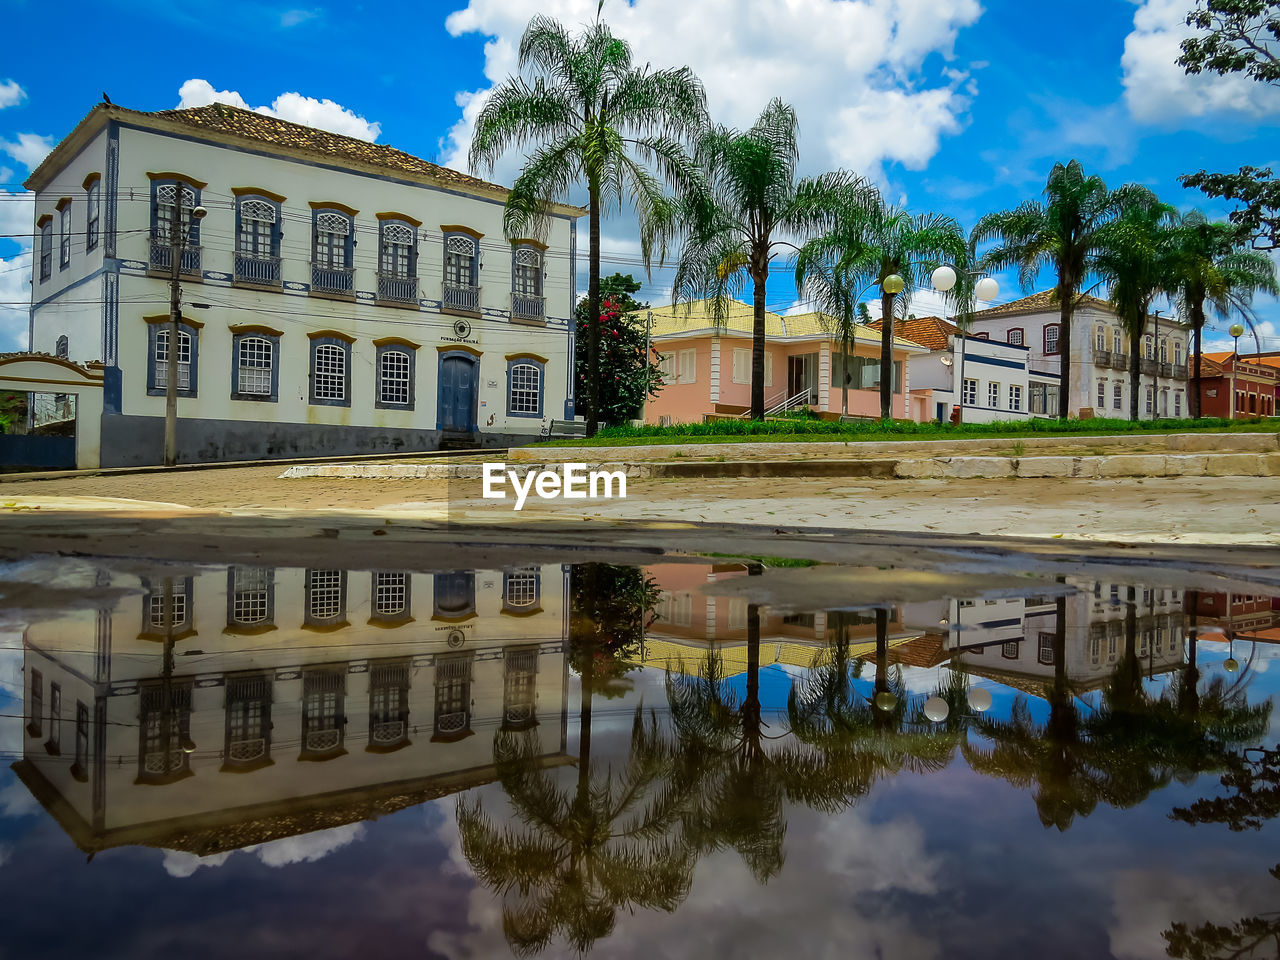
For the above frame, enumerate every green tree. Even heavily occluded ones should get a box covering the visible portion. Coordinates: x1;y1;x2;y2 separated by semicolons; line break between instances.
1180;167;1280;252
1095;190;1176;421
798;201;970;420
469;15;706;437
1165;212;1279;416
673;98;876;420
971;161;1127;419
1163;866;1280;960
572;274;663;427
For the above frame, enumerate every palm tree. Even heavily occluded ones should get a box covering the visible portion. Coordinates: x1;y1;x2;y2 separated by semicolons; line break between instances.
1165;212;1278;417
971;160;1126;419
469;15;707;437
1095;191;1175;421
673;99;876;420
457;713;695;956
797;202;970;419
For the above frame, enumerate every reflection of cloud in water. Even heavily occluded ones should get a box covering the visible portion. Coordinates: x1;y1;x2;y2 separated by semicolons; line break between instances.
429;799;943;960
162;822;366;878
0;780;39;819
1108;866;1274;960
0;630;23;760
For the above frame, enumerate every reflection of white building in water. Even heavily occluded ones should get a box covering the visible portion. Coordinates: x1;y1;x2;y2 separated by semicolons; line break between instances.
13;563;570;855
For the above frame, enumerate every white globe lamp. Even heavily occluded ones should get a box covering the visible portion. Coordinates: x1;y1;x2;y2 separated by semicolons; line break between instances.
931;266;957;293
975;277;1000;302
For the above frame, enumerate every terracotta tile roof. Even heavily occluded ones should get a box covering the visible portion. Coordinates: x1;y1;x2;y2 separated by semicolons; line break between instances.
144;102;506;193
889;634;950;668
867;315;956;352
972;289;1114;319
1193;354;1227;377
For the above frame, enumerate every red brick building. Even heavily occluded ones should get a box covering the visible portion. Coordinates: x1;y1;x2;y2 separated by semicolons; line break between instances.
1193;352;1276;418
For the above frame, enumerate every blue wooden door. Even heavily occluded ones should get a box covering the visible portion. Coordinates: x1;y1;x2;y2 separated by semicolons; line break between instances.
440;356;476;432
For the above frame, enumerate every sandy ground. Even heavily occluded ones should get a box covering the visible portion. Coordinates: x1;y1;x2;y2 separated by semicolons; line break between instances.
2;465;1278;545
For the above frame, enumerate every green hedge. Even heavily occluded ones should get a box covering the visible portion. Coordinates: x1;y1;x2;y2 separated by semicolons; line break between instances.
536;416;1276;447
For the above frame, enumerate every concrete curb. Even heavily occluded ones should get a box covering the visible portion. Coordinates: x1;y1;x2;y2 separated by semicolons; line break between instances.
280;451;1280;481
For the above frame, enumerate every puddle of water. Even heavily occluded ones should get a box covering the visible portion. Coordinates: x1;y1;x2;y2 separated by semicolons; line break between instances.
0;553;1276;959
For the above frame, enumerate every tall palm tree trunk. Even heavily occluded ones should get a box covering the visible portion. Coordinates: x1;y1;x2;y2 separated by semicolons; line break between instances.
1057;290;1072;419
751;263;767;420
879;291;894;419
586;181;602;436
1129;345;1141;421
1191;308;1205;419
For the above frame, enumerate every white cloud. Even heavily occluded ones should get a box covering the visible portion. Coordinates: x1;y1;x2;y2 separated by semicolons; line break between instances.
0;133;54;172
176;79;382;142
161;822;366;877
0;254;33;351
279;8;320;28
0;81;25;110
1122;0;1280;124
441;0;984;187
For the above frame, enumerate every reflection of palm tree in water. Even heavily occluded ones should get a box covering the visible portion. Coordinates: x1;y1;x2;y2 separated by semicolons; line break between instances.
457;563;692;956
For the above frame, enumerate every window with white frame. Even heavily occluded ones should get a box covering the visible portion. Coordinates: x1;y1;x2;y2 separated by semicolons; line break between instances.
374;572;409;617
1113;330;1123;354
58;203;71;267
147;580;190;631
314;212;350;269
504;570;540;610
1159;340;1168;363
513;245;541;296
678;348;696;384
1038;632;1055;665
154;328;192;391
153;182;196;244
1095;327;1106;351
238;198;276;258
1097;379;1106;408
1145;386;1154;414
86;180;100;251
380;222;414;278
988;381;1000;407
1029;382;1045;413
732;347;750;384
379;349;411;406
509;362;541;415
962;378;978;405
1174;340;1183;365
765;351;773;387
230;565;272;626
237;336;273;396
38;219;51;280
445;235;476;287
1113;381;1123;410
306;569;345;622
1007;328;1024;346
1174;391;1182;416
1143;336;1154;359
1009;384;1022;411
1001;641;1020;659
313;342;347;402
1044;324;1060;354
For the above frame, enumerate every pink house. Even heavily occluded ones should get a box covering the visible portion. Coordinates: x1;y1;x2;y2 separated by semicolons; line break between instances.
645;300;926;424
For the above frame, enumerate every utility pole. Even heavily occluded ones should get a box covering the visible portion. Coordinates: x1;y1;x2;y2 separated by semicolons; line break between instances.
639;310;653;425
163;190;205;467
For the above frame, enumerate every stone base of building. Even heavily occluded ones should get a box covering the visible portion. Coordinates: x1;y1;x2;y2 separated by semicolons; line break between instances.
99;414;445;467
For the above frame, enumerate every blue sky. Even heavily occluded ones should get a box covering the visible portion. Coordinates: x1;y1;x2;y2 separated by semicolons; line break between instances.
1;0;1277;352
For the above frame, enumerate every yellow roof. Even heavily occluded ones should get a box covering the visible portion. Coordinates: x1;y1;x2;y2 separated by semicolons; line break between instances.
648;301;924;350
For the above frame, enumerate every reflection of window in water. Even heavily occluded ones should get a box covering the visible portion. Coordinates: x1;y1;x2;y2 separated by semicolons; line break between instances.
369;660;410;749
301;667;345;757
782;613;816;628
47;683;61;754
503;649;538;730
435;655;472;739
72;702;89;781
147;581;190;631
305;570;346;623
138;681;192;782
434;572;476;619
1037;632;1055;665
1001;641;1019;659
656;590;693;626
225;673;272;767
728;598;747;631
503;570;540;610
27;668;42;738
374;572;409;618
230;566;272;625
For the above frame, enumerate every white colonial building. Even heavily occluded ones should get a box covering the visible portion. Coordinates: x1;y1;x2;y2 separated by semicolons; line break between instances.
23;101;582;466
968;292;1191;419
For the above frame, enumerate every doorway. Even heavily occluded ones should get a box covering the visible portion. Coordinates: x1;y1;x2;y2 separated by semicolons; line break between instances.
786;353;820;404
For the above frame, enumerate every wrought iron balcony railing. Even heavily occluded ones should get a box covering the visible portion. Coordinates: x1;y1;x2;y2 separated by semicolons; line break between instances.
377;273;419;304
1141;358;1157;375
1110;353;1128;371
311;262;355;296
234;252;281;286
1094;349;1111;367
443;282;481;315
149;238;202;277
1160;362;1175;378
1172;363;1188;379
511;291;546;323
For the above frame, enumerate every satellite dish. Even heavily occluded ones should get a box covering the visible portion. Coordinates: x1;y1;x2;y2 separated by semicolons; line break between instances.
940;355;954;367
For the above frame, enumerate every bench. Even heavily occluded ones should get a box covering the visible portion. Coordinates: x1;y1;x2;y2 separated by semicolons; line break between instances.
543;419;589;438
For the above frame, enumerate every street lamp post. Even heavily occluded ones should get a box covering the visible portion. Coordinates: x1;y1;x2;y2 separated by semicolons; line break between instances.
163;194;207;467
1229;322;1245;421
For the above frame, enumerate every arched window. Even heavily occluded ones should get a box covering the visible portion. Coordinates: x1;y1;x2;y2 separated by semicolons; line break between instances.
378;348;412;406
150;180;202;275
237;336;273;396
86;179;100;251
237;199;277;258
1113;329;1123;354
313;343;347;402
1095;326;1106;351
443;232;480;314
312;209;354;295
508;361;542;417
55;335;68;359
503;570;540;611
154;328;193;391
380;222;414;278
